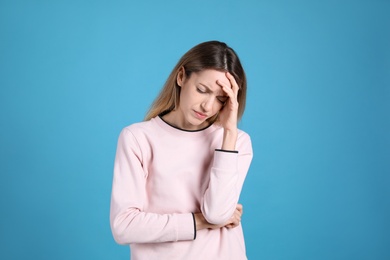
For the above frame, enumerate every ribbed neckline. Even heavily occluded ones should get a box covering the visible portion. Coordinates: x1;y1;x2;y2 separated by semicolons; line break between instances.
154;116;217;136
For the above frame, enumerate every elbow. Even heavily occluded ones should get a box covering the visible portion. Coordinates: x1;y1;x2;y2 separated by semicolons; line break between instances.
110;215;138;245
112;233;127;245
111;221;131;245
110;206;145;244
112;234;127;245
204;214;230;225
202;207;233;225
201;199;238;225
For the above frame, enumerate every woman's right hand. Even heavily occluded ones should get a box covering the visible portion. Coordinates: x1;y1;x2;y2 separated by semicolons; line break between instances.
194;204;243;230
224;204;243;229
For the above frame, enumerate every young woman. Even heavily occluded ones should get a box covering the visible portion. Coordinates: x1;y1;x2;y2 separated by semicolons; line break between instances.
110;41;253;259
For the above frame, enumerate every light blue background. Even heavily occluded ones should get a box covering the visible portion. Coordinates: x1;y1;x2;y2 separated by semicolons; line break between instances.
1;0;389;259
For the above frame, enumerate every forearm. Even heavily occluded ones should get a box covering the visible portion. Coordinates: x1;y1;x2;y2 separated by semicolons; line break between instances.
194;213;223;230
221;129;238;151
110;207;195;244
202;132;253;224
201;151;239;224
194;204;243;231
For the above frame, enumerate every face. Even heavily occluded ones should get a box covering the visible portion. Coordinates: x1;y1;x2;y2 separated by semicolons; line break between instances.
167;69;230;130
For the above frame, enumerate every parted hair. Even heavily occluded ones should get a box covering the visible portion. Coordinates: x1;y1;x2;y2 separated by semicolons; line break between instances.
145;41;247;124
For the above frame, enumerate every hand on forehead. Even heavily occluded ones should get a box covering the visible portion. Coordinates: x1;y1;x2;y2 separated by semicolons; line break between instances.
195;70;232;95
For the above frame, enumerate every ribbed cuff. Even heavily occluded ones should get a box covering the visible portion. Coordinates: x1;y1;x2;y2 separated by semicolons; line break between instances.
191;213;197;240
215;149;238;153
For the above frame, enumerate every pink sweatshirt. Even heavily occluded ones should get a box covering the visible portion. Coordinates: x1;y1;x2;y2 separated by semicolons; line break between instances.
110;116;253;259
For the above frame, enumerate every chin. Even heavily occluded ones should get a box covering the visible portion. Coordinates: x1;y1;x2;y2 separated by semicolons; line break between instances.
185;118;206;130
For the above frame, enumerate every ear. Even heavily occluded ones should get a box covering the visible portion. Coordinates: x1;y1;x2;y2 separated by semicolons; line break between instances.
176;66;186;87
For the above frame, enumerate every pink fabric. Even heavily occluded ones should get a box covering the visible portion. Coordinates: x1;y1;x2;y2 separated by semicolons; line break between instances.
110;116;253;259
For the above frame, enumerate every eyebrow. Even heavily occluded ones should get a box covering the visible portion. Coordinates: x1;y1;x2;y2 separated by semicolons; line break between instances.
199;83;227;96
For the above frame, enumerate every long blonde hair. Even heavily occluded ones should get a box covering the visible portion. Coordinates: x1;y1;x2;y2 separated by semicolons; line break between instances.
145;41;247;124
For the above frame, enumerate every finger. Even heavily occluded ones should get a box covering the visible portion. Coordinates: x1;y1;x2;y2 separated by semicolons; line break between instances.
226;219;238;228
233;210;241;220
217;80;239;109
226;222;238;229
216;79;235;99
238;208;243;216
226;72;239;97
233;209;241;219
225;222;234;228
235;211;242;221
235;209;242;219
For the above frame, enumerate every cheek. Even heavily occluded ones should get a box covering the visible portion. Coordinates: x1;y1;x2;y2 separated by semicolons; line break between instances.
213;102;224;113
180;88;193;105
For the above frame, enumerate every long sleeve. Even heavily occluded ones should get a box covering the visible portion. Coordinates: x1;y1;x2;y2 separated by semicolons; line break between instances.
110;128;195;244
201;132;253;224
109;118;251;259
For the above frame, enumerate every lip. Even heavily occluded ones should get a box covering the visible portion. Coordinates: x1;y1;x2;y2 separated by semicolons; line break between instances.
194;110;208;119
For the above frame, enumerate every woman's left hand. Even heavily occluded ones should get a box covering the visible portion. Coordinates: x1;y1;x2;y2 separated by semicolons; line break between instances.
217;72;239;150
217;72;239;132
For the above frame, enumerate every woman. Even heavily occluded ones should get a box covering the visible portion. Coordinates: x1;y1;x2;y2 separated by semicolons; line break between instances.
110;41;253;259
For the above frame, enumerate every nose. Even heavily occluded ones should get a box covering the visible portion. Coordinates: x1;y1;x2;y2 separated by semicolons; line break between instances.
201;97;215;112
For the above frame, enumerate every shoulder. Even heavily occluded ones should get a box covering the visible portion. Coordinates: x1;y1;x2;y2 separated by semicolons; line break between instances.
116;119;159;157
122;118;159;136
117;118;160;148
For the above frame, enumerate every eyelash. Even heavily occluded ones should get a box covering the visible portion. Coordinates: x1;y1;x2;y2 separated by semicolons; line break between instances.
217;98;227;104
197;88;227;104
196;88;206;94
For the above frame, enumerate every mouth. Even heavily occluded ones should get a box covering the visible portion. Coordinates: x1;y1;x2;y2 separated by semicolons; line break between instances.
194;110;208;120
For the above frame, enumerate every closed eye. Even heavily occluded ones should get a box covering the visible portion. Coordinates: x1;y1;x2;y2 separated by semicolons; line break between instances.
217;96;228;104
196;87;206;94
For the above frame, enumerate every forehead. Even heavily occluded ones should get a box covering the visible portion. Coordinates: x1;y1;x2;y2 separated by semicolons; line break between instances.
191;69;229;94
